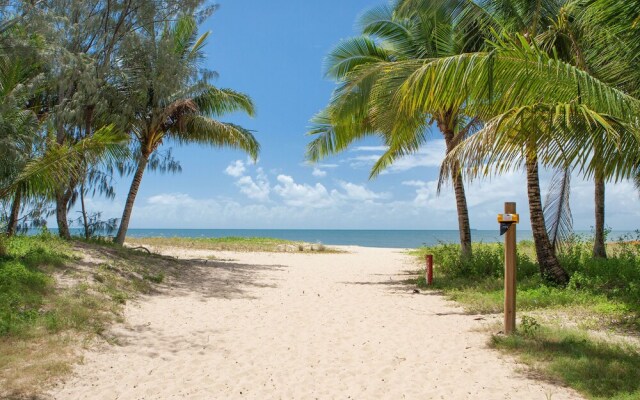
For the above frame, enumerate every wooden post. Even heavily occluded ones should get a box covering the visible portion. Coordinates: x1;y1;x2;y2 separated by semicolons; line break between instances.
504;202;517;335
426;254;433;286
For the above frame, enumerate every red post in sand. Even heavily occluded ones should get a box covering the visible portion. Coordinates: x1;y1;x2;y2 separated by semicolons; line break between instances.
426;254;433;285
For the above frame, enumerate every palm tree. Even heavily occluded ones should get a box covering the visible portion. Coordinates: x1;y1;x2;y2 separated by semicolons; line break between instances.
356;0;640;284
396;34;640;282
307;3;481;258
537;1;640;258
113;16;259;246
367;0;640;284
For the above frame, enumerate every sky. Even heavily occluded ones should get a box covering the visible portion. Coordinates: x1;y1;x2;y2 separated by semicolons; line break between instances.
84;0;640;231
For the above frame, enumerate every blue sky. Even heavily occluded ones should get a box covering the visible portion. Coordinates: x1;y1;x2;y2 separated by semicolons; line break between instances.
85;0;640;231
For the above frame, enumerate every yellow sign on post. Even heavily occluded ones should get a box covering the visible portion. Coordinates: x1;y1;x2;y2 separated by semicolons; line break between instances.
499;203;518;335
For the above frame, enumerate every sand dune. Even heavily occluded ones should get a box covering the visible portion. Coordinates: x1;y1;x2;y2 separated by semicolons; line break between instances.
48;246;582;399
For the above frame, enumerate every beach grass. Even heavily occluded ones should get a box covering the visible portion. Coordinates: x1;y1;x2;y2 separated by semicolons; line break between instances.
0;233;170;397
491;321;640;400
411;238;640;330
411;237;640;399
126;236;339;253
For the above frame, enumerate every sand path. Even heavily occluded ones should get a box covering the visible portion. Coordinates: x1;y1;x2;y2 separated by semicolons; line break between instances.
49;246;582;399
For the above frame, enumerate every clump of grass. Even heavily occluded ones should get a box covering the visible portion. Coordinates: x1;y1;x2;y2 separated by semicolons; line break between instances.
492;321;640;399
128;236;298;252
127;236;341;253
412;238;640;329
0;235;167;397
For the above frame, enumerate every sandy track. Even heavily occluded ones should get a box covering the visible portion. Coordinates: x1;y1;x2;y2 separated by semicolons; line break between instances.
49;246;582;399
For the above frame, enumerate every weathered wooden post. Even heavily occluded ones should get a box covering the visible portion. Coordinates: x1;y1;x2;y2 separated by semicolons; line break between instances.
425;254;433;286
498;202;519;335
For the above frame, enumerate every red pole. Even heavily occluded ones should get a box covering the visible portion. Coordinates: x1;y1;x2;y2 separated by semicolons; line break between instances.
426;254;433;286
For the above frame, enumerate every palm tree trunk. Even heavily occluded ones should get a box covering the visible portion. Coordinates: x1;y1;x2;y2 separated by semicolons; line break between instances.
452;170;472;258
441;120;472;258
7;187;21;237
593;174;607;258
80;181;90;240
114;154;149;246
56;190;72;240
526;155;569;285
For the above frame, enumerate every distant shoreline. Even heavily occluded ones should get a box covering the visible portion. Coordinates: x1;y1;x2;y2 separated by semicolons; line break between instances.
32;228;638;249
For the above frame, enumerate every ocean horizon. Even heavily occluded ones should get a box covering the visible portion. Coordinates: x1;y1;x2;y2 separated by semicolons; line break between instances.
46;228;639;249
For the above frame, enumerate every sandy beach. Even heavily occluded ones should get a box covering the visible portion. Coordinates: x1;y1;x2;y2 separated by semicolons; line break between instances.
48;246;582;399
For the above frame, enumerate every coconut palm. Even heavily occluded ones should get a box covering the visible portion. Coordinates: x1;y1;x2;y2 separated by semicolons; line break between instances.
307;2;483;258
389;33;640;283
369;0;640;284
536;1;640;258
113;16;259;245
343;0;640;284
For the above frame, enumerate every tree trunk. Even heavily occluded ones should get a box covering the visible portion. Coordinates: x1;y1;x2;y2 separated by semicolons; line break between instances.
80;181;90;240
114;154;149;246
440;119;473;258
526;155;569;285
593;174;607;258
56;190;72;240
7;187;21;237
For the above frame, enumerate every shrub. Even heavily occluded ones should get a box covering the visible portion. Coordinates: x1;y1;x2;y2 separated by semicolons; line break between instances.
418;242;538;280
0;260;52;335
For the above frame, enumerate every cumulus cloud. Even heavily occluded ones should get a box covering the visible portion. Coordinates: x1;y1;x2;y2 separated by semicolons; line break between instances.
224;160;246;177
312;167;327;178
273;175;336;208
337;181;391;202
236;168;270;202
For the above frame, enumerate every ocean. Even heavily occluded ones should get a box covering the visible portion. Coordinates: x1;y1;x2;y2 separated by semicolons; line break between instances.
97;228;637;249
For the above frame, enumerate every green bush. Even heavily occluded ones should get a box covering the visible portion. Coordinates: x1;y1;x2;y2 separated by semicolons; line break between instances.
0;260;52;335
0;235;71;336
417;241;538;280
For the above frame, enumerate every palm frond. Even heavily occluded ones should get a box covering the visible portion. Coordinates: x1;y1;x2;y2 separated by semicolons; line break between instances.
179;116;260;161
543;168;573;251
1;126;129;199
324;36;392;79
193;87;256;118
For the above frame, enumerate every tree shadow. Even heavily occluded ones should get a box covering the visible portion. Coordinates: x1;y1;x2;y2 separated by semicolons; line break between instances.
340;269;424;294
496;331;640;398
70;241;285;300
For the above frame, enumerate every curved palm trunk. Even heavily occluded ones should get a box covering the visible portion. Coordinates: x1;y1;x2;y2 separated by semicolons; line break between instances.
7;187;21;237
56;190;72;240
114;154;149;246
441;121;472;258
526;155;569;285
593;175;607;258
80;181;90;240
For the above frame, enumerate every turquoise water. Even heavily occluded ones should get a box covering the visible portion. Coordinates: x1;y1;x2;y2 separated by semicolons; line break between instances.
108;229;637;249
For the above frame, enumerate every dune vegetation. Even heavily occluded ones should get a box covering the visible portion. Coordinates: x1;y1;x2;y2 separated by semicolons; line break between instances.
412;234;640;399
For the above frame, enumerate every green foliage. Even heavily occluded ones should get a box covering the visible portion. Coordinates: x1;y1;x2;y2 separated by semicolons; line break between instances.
414;241;538;280
413;238;640;328
492;324;640;399
519;315;541;337
0;235;70;336
126;236;340;253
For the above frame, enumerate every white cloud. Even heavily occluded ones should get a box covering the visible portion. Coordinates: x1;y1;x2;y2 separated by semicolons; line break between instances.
236;167;270;202
312;167;327;178
386;140;446;172
402;180;427;187
273;175;336;208
73;163;640;231
352;146;388;152
224;160;246;177
347;154;382;169
337;181;391;202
